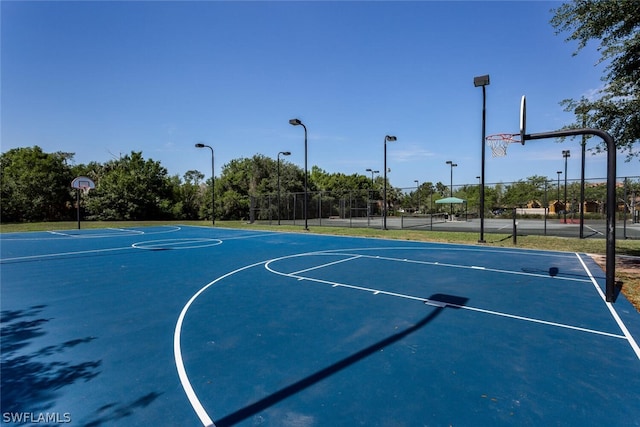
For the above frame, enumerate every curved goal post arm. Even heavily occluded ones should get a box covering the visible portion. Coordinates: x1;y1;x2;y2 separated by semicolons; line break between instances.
524;128;617;302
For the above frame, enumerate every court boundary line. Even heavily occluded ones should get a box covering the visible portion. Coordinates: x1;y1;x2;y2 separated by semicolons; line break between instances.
107;227;145;234
0;246;134;263
1;225;182;241
0;239;221;262
46;226;179;238
359;252;593;283
0;231;277;263
576;253;640;360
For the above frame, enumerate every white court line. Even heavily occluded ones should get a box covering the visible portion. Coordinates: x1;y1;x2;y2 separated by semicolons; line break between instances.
585;225;604;236
457;303;625;339
270;266;626;340
291;255;362;275
47;229;146;238
108;227;145;234
264;253;627;340
352;252;591;284
221;233;284;241
0;246;133;262
131;238;222;250
316;245;578;259
14;226;181;240
289;249;581;283
576;253;640;360
265;257;441;305
47;230;73;237
174;262;269;427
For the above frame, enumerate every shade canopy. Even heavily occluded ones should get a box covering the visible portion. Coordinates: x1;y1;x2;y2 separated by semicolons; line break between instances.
435;197;466;204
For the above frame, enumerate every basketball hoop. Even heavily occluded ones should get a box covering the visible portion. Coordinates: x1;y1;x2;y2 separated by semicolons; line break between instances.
71;176;96;193
486;133;520;157
71;176;96;229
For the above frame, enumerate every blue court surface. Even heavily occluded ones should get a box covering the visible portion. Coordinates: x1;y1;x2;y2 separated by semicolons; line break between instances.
1;225;639;426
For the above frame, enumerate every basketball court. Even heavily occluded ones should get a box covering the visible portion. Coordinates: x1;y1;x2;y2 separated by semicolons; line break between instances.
2;225;639;426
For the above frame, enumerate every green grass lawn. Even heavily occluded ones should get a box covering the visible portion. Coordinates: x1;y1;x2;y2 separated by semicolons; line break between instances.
2;220;638;310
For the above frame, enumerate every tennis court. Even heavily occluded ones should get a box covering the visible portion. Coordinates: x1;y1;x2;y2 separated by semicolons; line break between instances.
2;225;639;426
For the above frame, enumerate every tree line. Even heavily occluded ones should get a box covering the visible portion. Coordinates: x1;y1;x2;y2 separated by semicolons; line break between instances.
2;146;637;223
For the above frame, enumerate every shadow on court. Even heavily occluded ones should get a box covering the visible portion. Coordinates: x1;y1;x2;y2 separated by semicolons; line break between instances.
81;391;164;427
215;294;468;426
0;305;101;412
1;304;166;425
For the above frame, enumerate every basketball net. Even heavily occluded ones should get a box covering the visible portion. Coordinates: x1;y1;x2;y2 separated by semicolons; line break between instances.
486;133;519;157
76;184;93;197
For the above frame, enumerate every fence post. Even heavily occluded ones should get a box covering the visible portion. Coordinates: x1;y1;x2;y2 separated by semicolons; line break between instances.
512;208;517;245
318;191;322;226
249;196;255;223
293;193;297;226
349;192;352;227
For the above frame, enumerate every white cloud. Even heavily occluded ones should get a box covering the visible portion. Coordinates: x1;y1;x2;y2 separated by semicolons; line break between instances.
390;145;435;163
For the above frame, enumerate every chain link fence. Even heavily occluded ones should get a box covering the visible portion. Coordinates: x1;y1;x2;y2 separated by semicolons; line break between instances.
248;176;639;239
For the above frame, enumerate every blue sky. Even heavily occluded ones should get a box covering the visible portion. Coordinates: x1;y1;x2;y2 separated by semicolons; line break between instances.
2;1;636;190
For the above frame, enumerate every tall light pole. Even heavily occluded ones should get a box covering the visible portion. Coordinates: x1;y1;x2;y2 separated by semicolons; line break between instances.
277;151;291;225
563;150;570;222
445;160;457;218
476;176;481;216
556;170;562;213
576;105;588;238
474;74;490;242
366;168;379;217
289;118;308;230
365;168;379;187
383;135;397;230
414;179;420;214
195;143;214;226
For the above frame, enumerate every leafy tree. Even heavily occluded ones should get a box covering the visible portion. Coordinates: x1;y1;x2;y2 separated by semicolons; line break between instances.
386;185;404;215
405;182;441;213
309;166;370;196
213;188;249;221
502;175;549;207
272;158;305;196
434;182;449;197
85;151;174;220
0;146;74;222
490;183;506;209
309;166;329;191
215;156;264;220
176;170;204;220
453;184;480;213
215;155;296;220
551;0;640;160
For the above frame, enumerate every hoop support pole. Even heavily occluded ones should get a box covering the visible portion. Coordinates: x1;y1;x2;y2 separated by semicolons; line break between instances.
77;188;81;230
524;128;616;302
